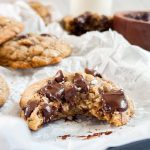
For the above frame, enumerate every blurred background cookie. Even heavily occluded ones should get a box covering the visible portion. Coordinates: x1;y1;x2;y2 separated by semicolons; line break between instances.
0;75;9;106
0;16;24;44
0;33;72;69
28;1;51;25
61;12;113;36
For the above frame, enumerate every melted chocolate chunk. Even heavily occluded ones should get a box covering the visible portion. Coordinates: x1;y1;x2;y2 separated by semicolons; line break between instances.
38;80;64;101
24;100;39;118
74;73;89;93
55;70;64;83
85;68;102;78
44;81;64;101
101;90;128;113
64;85;77;106
41;103;56;123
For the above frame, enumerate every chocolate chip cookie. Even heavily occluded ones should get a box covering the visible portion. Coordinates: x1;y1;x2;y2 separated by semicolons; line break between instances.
29;1;51;25
61;12;113;36
0;33;72;69
20;68;134;131
0;76;9;106
0;16;24;44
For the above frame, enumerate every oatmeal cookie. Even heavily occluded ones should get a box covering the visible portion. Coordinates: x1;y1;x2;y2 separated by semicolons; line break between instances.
0;16;24;44
61;12;113;36
20;68;134;131
29;1;51;25
0;33;72;69
0;76;9;106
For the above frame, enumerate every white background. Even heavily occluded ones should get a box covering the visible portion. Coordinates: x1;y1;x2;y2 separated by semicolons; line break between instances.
113;0;150;12
0;0;149;15
45;0;150;15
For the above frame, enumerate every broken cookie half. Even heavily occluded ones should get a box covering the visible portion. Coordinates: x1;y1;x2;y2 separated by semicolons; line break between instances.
20;69;134;131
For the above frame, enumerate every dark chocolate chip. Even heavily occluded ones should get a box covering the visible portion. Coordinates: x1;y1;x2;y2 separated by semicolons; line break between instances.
85;68;102;78
46;81;64;101
41;103;56;123
74;73;89;93
39;81;64;101
101;90;128;113
55;70;64;83
24;100;39;118
64;85;77;106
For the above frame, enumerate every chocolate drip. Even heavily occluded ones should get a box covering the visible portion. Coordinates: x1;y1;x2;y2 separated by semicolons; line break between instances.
101;90;128;113
41;103;56;123
85;68;102;78
74;73;89;93
24;100;39;118
55;70;64;83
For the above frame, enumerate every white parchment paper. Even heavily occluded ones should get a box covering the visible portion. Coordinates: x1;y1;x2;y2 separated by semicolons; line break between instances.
0;1;150;150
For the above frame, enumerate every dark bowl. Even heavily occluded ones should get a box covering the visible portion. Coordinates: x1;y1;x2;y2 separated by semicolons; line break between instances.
113;11;150;51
